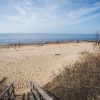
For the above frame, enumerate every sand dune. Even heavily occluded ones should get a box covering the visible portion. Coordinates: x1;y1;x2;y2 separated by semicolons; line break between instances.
0;42;94;94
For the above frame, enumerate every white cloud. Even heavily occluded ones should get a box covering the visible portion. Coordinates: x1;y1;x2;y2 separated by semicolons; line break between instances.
14;5;27;16
67;1;100;19
0;0;100;33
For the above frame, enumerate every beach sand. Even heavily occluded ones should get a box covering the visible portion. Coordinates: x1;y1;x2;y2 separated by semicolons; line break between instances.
0;42;94;94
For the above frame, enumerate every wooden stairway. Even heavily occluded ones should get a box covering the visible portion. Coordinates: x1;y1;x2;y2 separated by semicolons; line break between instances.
0;81;58;100
15;92;35;100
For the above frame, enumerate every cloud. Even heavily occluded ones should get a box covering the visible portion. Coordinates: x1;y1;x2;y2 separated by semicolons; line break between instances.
0;0;100;33
67;1;100;19
14;5;27;16
6;0;100;21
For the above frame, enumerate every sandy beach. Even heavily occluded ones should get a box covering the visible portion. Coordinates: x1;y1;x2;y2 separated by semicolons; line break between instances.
0;42;94;94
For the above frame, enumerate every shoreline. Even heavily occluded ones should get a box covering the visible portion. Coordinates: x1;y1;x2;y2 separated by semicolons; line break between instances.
0;40;95;48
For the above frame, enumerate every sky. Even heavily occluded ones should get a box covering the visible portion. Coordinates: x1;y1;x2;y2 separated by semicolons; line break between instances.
0;0;100;34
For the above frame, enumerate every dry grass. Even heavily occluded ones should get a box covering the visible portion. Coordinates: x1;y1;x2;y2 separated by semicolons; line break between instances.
44;53;100;100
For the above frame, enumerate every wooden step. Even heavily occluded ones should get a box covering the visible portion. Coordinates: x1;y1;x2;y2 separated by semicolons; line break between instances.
15;92;36;100
15;94;24;100
29;92;35;100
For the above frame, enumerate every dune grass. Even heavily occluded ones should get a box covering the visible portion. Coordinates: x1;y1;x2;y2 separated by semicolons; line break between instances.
44;53;100;100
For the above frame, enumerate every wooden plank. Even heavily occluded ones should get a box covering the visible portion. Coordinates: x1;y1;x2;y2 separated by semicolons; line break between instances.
30;92;36;100
27;92;30;100
0;84;11;99
0;83;14;100
22;93;25;100
30;81;53;100
31;89;40;100
15;94;23;100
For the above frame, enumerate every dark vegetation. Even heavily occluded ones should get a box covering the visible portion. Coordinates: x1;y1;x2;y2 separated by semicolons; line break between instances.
44;53;100;100
0;77;7;93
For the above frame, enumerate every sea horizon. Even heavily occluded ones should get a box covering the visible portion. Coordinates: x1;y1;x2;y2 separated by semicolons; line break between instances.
0;33;96;45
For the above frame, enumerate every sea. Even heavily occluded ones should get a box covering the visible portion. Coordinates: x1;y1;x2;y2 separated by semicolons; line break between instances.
0;33;97;45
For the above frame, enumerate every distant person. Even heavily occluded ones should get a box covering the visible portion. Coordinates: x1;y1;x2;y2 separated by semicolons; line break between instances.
57;40;59;43
77;40;80;43
18;43;21;48
15;44;16;49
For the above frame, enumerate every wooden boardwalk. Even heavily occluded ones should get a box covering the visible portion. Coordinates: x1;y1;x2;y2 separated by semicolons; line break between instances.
0;81;58;100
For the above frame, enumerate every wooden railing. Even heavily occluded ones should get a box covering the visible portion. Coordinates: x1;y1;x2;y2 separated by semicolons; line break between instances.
30;81;53;100
0;83;15;100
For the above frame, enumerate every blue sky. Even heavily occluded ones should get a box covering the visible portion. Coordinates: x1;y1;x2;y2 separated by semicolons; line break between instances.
0;0;100;34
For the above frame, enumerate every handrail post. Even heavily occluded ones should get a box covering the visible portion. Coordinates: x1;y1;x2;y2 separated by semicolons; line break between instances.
7;89;10;100
12;84;16;98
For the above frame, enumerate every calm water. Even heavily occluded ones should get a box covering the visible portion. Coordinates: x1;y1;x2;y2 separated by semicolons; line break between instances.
0;33;96;45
